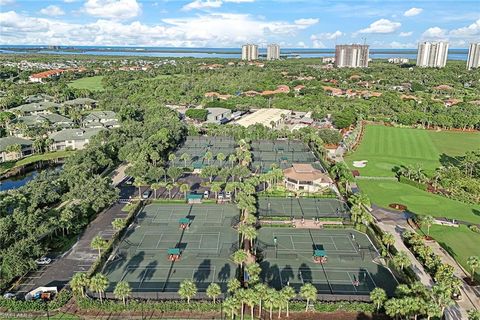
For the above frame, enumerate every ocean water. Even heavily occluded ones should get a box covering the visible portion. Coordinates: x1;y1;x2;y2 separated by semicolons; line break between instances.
0;46;469;61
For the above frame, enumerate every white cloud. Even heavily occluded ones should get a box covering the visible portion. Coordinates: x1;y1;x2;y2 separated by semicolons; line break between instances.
83;0;141;19
0;11;315;47
399;31;413;37
297;41;307;48
422;27;447;40
224;0;254;2
358;19;401;34
40;5;65;16
404;7;422;17
64;0;76;3
0;0;15;5
309;35;326;48
311;30;343;40
449;19;480;38
182;0;222;11
294;18;319;26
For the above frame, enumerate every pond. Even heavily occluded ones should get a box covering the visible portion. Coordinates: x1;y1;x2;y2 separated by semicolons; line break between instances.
0;164;63;192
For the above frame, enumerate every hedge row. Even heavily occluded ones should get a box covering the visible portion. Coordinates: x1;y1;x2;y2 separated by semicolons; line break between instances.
0;289;72;312
398;176;427;191
77;298;221;312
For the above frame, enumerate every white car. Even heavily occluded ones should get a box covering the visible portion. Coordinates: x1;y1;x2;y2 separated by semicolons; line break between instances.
203;190;209;199
225;191;232;198
3;293;16;299
35;257;52;265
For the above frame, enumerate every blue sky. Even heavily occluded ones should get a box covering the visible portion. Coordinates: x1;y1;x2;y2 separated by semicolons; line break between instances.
0;0;479;48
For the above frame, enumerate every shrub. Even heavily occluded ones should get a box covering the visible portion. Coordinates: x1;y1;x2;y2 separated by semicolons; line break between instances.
185;109;208;121
398;176;427;191
469;225;480;234
77;298;220;312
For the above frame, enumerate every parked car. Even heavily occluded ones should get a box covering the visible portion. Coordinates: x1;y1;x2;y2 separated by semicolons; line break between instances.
142;190;152;199
35;257;52;265
125;177;134;185
218;192;224;200
203;190;209;199
225;191;232;198
3;292;16;299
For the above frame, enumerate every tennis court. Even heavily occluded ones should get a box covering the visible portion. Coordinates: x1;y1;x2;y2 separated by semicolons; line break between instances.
256;228;397;296
103;204;239;293
171;136;236;169
258;197;349;219
250;139;318;173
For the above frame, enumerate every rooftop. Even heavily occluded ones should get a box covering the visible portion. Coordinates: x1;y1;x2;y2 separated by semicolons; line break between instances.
235;108;291;127
11;102;60;113
0;136;33;152
283;163;332;183
49;128;104;142
63;98;97;106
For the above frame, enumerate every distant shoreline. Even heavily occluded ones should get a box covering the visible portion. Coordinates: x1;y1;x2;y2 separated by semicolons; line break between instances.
0;46;469;60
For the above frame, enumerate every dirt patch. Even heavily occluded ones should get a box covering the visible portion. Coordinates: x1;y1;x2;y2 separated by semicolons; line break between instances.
388;203;407;210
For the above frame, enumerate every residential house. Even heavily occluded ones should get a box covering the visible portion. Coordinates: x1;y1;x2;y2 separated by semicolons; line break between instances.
206;108;232;124
283;163;333;193
83;111;119;128
10;102;60;116
15;113;74;130
29;69;66;83
0;136;34;163
24;94;55;103
49;128;104;151
63;98;97;110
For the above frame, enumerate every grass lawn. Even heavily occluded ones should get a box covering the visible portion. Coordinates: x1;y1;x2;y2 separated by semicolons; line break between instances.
68;76;104;91
357;180;480;224
421;224;480;282
345;125;480;177
0;150;75;174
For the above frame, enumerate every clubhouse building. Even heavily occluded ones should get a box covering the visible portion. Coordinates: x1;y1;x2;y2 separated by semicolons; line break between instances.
283;163;333;193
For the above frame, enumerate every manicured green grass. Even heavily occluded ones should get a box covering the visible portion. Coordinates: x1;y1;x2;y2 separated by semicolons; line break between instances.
421;224;480;282
357;180;480;224
0;150;75;174
68;76;104;91
345;125;480;177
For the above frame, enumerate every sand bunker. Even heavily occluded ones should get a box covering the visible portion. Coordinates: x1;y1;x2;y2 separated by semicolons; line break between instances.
353;160;368;168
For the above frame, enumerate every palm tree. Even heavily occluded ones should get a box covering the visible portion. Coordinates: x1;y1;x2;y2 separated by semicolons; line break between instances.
254;283;268;318
231;249;249;269
370;287;387;312
393;251;411;271
70;272;89;297
180;153;191;167
223;296;240;320
350;192;371;209
206;283;221;303
151;182;161;199
216;152;226;165
350;204;363;224
419;215;435;236
179;183;190;201
300;283;317;311
114;281;131;305
242;225;257;249
235;289;248;320
133;179;146;199
227;278;241;295
467;256;480;281
112;218;126;231
263;288;277;320
211;182;222;200
228;154;237;168
204;151;213;165
90;236;108;258
243;288;258;320
166;183;174;199
382;233;395;253
281;286;296;317
89;273;109;303
245;262;261;286
168;153;177;167
178;279;197;304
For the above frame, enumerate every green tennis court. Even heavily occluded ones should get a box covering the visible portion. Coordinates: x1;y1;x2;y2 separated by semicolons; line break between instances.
256;228;397;296
172;136;236;168
258;197;349;219
103;204;239;293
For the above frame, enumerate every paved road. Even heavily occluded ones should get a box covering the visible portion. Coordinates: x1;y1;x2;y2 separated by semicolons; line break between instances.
12;164;132;298
371;204;479;320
